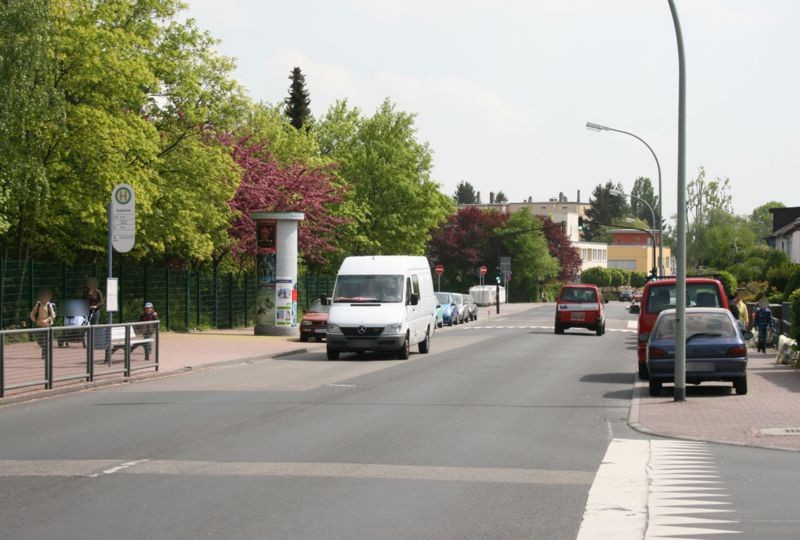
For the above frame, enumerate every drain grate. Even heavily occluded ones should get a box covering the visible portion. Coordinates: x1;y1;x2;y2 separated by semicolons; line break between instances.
758;427;800;436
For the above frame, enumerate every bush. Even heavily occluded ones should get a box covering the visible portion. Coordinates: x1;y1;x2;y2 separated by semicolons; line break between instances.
767;264;794;293
768;292;785;305
784;265;800;300
581;267;609;288
790;288;800;342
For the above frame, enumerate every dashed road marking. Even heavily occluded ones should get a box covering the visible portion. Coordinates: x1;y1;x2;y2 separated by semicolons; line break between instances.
454;325;636;333
577;439;741;539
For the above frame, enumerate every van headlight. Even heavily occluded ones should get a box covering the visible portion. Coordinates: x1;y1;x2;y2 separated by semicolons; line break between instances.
327;324;342;334
385;323;403;335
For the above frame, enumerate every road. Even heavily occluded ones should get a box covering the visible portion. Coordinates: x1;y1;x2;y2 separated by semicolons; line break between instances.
1;303;799;539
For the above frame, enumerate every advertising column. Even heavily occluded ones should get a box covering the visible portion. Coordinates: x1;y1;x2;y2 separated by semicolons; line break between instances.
251;212;304;336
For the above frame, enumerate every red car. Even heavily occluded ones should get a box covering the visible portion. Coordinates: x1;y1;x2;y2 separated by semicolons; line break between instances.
300;299;330;342
555;284;606;336
636;277;729;379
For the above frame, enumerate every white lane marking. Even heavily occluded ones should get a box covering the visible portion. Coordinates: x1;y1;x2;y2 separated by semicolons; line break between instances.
577;439;741;539
88;459;149;478
0;460;594;485
457;325;635;333
627;320;638;329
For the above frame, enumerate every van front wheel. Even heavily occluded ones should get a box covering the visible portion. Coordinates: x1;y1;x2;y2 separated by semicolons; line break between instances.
397;333;410;360
419;328;431;354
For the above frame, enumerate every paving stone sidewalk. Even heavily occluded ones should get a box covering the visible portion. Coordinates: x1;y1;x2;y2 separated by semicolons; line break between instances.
632;351;800;451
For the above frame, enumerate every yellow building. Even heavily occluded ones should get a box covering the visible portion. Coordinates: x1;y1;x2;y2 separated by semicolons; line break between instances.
607;244;673;275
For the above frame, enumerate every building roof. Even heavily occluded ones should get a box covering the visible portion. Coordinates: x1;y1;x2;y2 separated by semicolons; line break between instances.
770;216;800;238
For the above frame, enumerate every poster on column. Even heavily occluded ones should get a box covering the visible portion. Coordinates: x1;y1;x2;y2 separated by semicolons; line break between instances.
255;220;278;328
275;277;294;327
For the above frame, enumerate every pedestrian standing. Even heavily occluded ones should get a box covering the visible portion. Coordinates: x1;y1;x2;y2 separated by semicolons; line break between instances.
734;289;749;330
83;277;104;325
138;302;158;360
29;289;56;359
753;298;772;354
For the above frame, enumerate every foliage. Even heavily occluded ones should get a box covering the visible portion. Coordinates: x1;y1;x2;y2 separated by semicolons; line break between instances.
226;136;347;266
716;270;738;298
426;207;508;288
540;216;582;281
740;281;771;303
630;271;647;289
0;0;247;264
750;201;785;239
686;166;736;267
789;288;800;342
244;102;321;166
494;191;509;204
784;265;800;301
284;66;311;130
583;181;629;241
580;267;610;288
453;181;479;204
315;99;452;258
730;246;789;284
766;263;795;294
498;209;558;300
630;177;660;226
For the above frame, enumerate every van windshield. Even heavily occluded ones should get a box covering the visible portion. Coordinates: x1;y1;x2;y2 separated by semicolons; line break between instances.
333;275;404;303
646;283;722;314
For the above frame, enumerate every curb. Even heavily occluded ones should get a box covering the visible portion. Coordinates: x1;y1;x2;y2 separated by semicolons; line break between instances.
0;347;311;409
626;375;800;454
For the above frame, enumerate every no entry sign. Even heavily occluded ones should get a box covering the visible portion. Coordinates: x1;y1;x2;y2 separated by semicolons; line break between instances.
479;265;487;276
435;264;444;275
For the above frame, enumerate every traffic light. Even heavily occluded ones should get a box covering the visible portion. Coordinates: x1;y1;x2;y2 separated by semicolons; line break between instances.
495;267;502;284
649;267;658;281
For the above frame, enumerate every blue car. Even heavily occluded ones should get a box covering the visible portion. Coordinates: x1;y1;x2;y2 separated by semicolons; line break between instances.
436;292;458;326
647;307;750;396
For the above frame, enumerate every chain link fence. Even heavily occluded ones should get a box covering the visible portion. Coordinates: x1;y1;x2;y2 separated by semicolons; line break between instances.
1;260;335;331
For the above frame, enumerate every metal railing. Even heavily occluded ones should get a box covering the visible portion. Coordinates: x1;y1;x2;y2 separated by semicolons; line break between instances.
0;321;159;398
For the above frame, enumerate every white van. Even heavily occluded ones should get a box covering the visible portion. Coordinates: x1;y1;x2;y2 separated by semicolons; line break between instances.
326;256;437;360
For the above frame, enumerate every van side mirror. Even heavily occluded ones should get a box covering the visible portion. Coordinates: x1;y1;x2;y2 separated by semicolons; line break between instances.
409;293;419;306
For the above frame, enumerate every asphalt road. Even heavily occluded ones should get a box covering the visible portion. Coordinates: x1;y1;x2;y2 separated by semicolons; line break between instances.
1;303;798;539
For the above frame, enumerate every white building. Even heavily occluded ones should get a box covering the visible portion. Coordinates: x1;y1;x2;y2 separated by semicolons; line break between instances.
768;207;800;264
573;241;609;272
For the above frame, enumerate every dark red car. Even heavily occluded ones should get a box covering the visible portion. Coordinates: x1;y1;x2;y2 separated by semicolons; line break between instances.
300;299;330;342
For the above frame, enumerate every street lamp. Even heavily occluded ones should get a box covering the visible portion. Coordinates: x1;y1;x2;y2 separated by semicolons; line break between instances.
610;189;658;277
585;121;664;276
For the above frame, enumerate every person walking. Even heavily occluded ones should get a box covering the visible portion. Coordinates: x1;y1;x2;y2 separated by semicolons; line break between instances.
29;289;56;359
138;302;159;361
83;277;104;325
753;298;773;354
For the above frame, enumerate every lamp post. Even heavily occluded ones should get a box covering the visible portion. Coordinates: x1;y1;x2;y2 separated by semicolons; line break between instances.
610;189;658;276
586;121;664;276
668;0;688;402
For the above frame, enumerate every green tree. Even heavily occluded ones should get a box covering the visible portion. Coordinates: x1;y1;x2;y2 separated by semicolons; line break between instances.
630;177;660;227
315;99;452;257
494;191;508;204
499;209;558;300
453;181;479;204
284;66;311;130
687;166;734;267
583;181;629;241
0;0;63;257
749;201;785;239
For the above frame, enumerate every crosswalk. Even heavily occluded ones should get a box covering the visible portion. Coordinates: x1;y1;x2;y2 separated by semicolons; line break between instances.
577;439;741;539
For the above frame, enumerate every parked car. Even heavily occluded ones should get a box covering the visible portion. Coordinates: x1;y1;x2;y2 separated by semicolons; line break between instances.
453;293;468;324
464;294;478;321
436;292;457;326
434;297;444;328
647;307;750;396
554;284;605;336
300;299;330;342
636;277;729;380
326;256;437;360
619;290;633;302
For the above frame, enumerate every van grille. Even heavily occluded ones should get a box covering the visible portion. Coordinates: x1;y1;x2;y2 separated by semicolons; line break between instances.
341;327;385;337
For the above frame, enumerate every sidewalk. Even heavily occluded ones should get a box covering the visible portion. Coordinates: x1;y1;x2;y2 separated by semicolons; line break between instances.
631;351;800;451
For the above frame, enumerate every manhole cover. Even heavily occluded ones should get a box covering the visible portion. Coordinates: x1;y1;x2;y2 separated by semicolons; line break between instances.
758;427;800;436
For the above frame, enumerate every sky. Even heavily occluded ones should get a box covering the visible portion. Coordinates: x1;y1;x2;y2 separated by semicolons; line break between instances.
184;0;800;219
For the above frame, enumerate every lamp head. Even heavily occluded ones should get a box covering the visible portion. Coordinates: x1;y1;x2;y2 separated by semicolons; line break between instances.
585;121;607;132
609;188;625;197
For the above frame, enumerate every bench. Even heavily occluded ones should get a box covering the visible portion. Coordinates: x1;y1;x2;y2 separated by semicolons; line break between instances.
106;327;156;359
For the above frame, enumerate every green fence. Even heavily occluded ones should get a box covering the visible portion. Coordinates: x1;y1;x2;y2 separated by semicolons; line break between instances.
0;260;335;331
